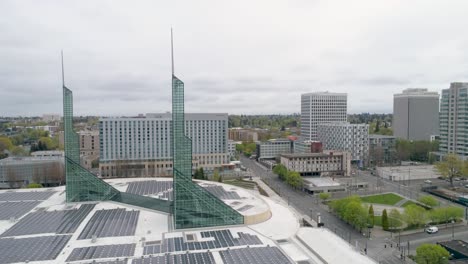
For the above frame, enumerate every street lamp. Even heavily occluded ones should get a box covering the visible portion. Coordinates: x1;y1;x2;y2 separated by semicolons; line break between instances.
451;219;455;239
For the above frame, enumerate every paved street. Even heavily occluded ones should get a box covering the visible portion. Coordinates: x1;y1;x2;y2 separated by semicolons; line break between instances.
240;157;407;264
396;225;468;255
241;156;468;263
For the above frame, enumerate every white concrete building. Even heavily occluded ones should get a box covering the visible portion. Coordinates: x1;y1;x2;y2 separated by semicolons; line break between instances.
228;140;242;159
301;92;347;141
280;151;351;177
256;139;292;160
99;113;229;177
317;122;369;164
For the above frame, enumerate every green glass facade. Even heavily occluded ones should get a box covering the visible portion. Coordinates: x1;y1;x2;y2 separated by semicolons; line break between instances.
172;75;244;229
63;87;120;202
63;86;172;213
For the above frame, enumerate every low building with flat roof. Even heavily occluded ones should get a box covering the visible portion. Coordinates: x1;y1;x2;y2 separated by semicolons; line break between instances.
280;150;351;177
437;240;468;260
302;177;346;194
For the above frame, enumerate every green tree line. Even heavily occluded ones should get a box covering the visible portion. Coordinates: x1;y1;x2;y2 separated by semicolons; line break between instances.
272;164;304;189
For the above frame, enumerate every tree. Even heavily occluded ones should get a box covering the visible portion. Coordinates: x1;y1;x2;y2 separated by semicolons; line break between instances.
389;209;401;230
418;195;438;208
273;164;288;181
330;196;367;231
404;204;427;227
415;244;450;264
319;192;331;201
343;200;368;231
199;168;205;180
368;205;375;227
218;175;223;183
0;136;13;151
213;169;220;182
381;209;389;231
435;154;465;187
11;146;27;156
286;171;303;189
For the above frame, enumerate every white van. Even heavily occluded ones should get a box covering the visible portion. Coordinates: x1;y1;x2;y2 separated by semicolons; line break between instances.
425;226;438;234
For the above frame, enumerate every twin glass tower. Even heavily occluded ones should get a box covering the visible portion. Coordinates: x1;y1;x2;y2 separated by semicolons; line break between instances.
62;32;243;229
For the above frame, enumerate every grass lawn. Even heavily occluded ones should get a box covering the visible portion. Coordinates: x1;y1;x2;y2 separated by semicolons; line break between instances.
361;193;404;206
373;216;403;228
401;200;416;207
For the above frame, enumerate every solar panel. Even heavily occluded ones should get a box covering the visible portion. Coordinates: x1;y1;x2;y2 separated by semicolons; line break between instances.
219;246;293;264
78;208;140;239
143;229;262;254
126;181;173;196
0;235;71;264
82;260;128;264
1;204;95;237
0;191;55;201
66;243;136;261
202;185;241;200
0;201;40;220
237;204;254;212
133;251;215;264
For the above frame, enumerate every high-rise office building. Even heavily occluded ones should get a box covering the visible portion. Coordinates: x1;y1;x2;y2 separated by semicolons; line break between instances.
317;122;369;164
300;92;347;141
99;113;229;177
439;83;468;159
393;88;439;141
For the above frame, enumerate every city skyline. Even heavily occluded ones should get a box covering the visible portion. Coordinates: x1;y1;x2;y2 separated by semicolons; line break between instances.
2;1;468;116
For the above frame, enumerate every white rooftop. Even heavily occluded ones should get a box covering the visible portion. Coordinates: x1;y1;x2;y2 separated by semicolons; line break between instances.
0;177;374;264
303;177;341;187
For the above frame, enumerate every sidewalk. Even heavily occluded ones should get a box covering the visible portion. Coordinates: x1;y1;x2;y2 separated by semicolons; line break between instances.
251;177;316;226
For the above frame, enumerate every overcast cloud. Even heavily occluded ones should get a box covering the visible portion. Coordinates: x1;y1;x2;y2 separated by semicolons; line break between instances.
1;0;468;116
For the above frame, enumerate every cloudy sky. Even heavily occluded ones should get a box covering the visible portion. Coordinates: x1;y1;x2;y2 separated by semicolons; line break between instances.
1;0;468;116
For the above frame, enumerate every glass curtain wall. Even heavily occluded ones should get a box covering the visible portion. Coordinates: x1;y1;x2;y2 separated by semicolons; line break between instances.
172;75;243;229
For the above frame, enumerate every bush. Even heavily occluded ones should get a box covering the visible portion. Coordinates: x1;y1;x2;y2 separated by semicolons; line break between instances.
26;183;43;188
319;193;331;201
418;195;438;208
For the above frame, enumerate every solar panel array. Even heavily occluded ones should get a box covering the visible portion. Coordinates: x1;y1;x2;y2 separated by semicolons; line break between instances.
82;261;128;264
79;208;140;239
0;191;55;201
202;186;241;200
219;246;293;264
66;243;136;261
237;205;254;212
126;181;173;196
0;235;71;264
133;252;215;264
0;201;40;220
1;204;95;237
143;229;262;254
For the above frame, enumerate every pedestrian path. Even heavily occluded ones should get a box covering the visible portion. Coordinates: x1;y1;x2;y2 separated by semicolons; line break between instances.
394;198;408;207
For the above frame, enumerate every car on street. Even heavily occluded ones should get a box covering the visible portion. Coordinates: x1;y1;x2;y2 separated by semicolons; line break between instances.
424;180;432;184
425;226;438;234
464;184;468;188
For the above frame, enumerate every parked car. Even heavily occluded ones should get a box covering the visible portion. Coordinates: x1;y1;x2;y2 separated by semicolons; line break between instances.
424;180;432;184
454;178;462;181
425;226;439;234
464;184;468;188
